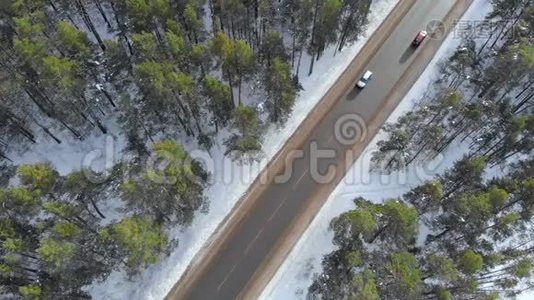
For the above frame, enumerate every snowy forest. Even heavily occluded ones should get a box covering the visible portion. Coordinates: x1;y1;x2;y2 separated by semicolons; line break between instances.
310;0;534;299
0;0;375;298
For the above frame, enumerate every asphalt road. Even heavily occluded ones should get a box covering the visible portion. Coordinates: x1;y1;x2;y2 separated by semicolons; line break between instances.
182;0;457;299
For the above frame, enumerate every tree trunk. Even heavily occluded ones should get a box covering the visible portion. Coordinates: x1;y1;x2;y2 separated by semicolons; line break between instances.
490;20;509;49
296;47;304;79
0;151;12;162
24;89;53;117
513;90;534;113
338;10;355;52
515;80;534;98
141;123;155;144
90;197;106;219
368;224;389;244
230;18;236;39
477;31;494;55
436;123;468;153
1;109;36;143
152;21;167;51
110;1;134;56
40;126;62;144
49;0;81;30
501;7;525;41
59;118;82;139
101;89;117;108
238;75;242;105
14;123;36;143
92;0;112;28
290;26;296;68
75;0;106;51
94;116;108;134
308;0;320;76
226;68;235;106
172;103;193;137
427;226;452;243
308;52;316;76
80;111;95;127
406;143;427;165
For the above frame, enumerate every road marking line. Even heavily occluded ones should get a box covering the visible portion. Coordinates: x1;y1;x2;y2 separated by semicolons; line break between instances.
293;168;309;190
268;197;288;222
328;135;334;143
244;229;264;255
216;264;237;291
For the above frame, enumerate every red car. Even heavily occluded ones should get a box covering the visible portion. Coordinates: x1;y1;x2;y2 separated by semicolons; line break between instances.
412;30;427;47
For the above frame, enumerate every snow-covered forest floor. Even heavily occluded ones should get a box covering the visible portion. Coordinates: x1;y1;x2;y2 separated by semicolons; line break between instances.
1;0;398;299
260;0;505;298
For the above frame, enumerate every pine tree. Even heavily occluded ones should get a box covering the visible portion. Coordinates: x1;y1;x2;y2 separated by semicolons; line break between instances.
312;155;534;299
202;76;233;130
109;216;168;273
336;0;372;51
121;139;207;224
224;105;264;160
308;0;342;75
210;32;256;105
264;58;298;125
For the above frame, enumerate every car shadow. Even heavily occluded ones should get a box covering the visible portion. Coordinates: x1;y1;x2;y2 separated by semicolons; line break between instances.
346;86;362;100
399;46;416;64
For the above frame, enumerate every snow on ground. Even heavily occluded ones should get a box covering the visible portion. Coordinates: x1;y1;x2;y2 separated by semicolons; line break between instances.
85;0;399;299
9;118;126;176
260;0;496;298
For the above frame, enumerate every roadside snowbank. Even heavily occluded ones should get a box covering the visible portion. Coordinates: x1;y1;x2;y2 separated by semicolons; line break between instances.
260;0;495;298
86;0;399;298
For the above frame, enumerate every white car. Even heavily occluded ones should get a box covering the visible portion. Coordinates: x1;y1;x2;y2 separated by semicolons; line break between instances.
356;70;373;88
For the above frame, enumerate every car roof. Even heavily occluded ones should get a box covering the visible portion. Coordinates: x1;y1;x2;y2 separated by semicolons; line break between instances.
362;70;373;79
414;31;427;43
418;30;427;37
